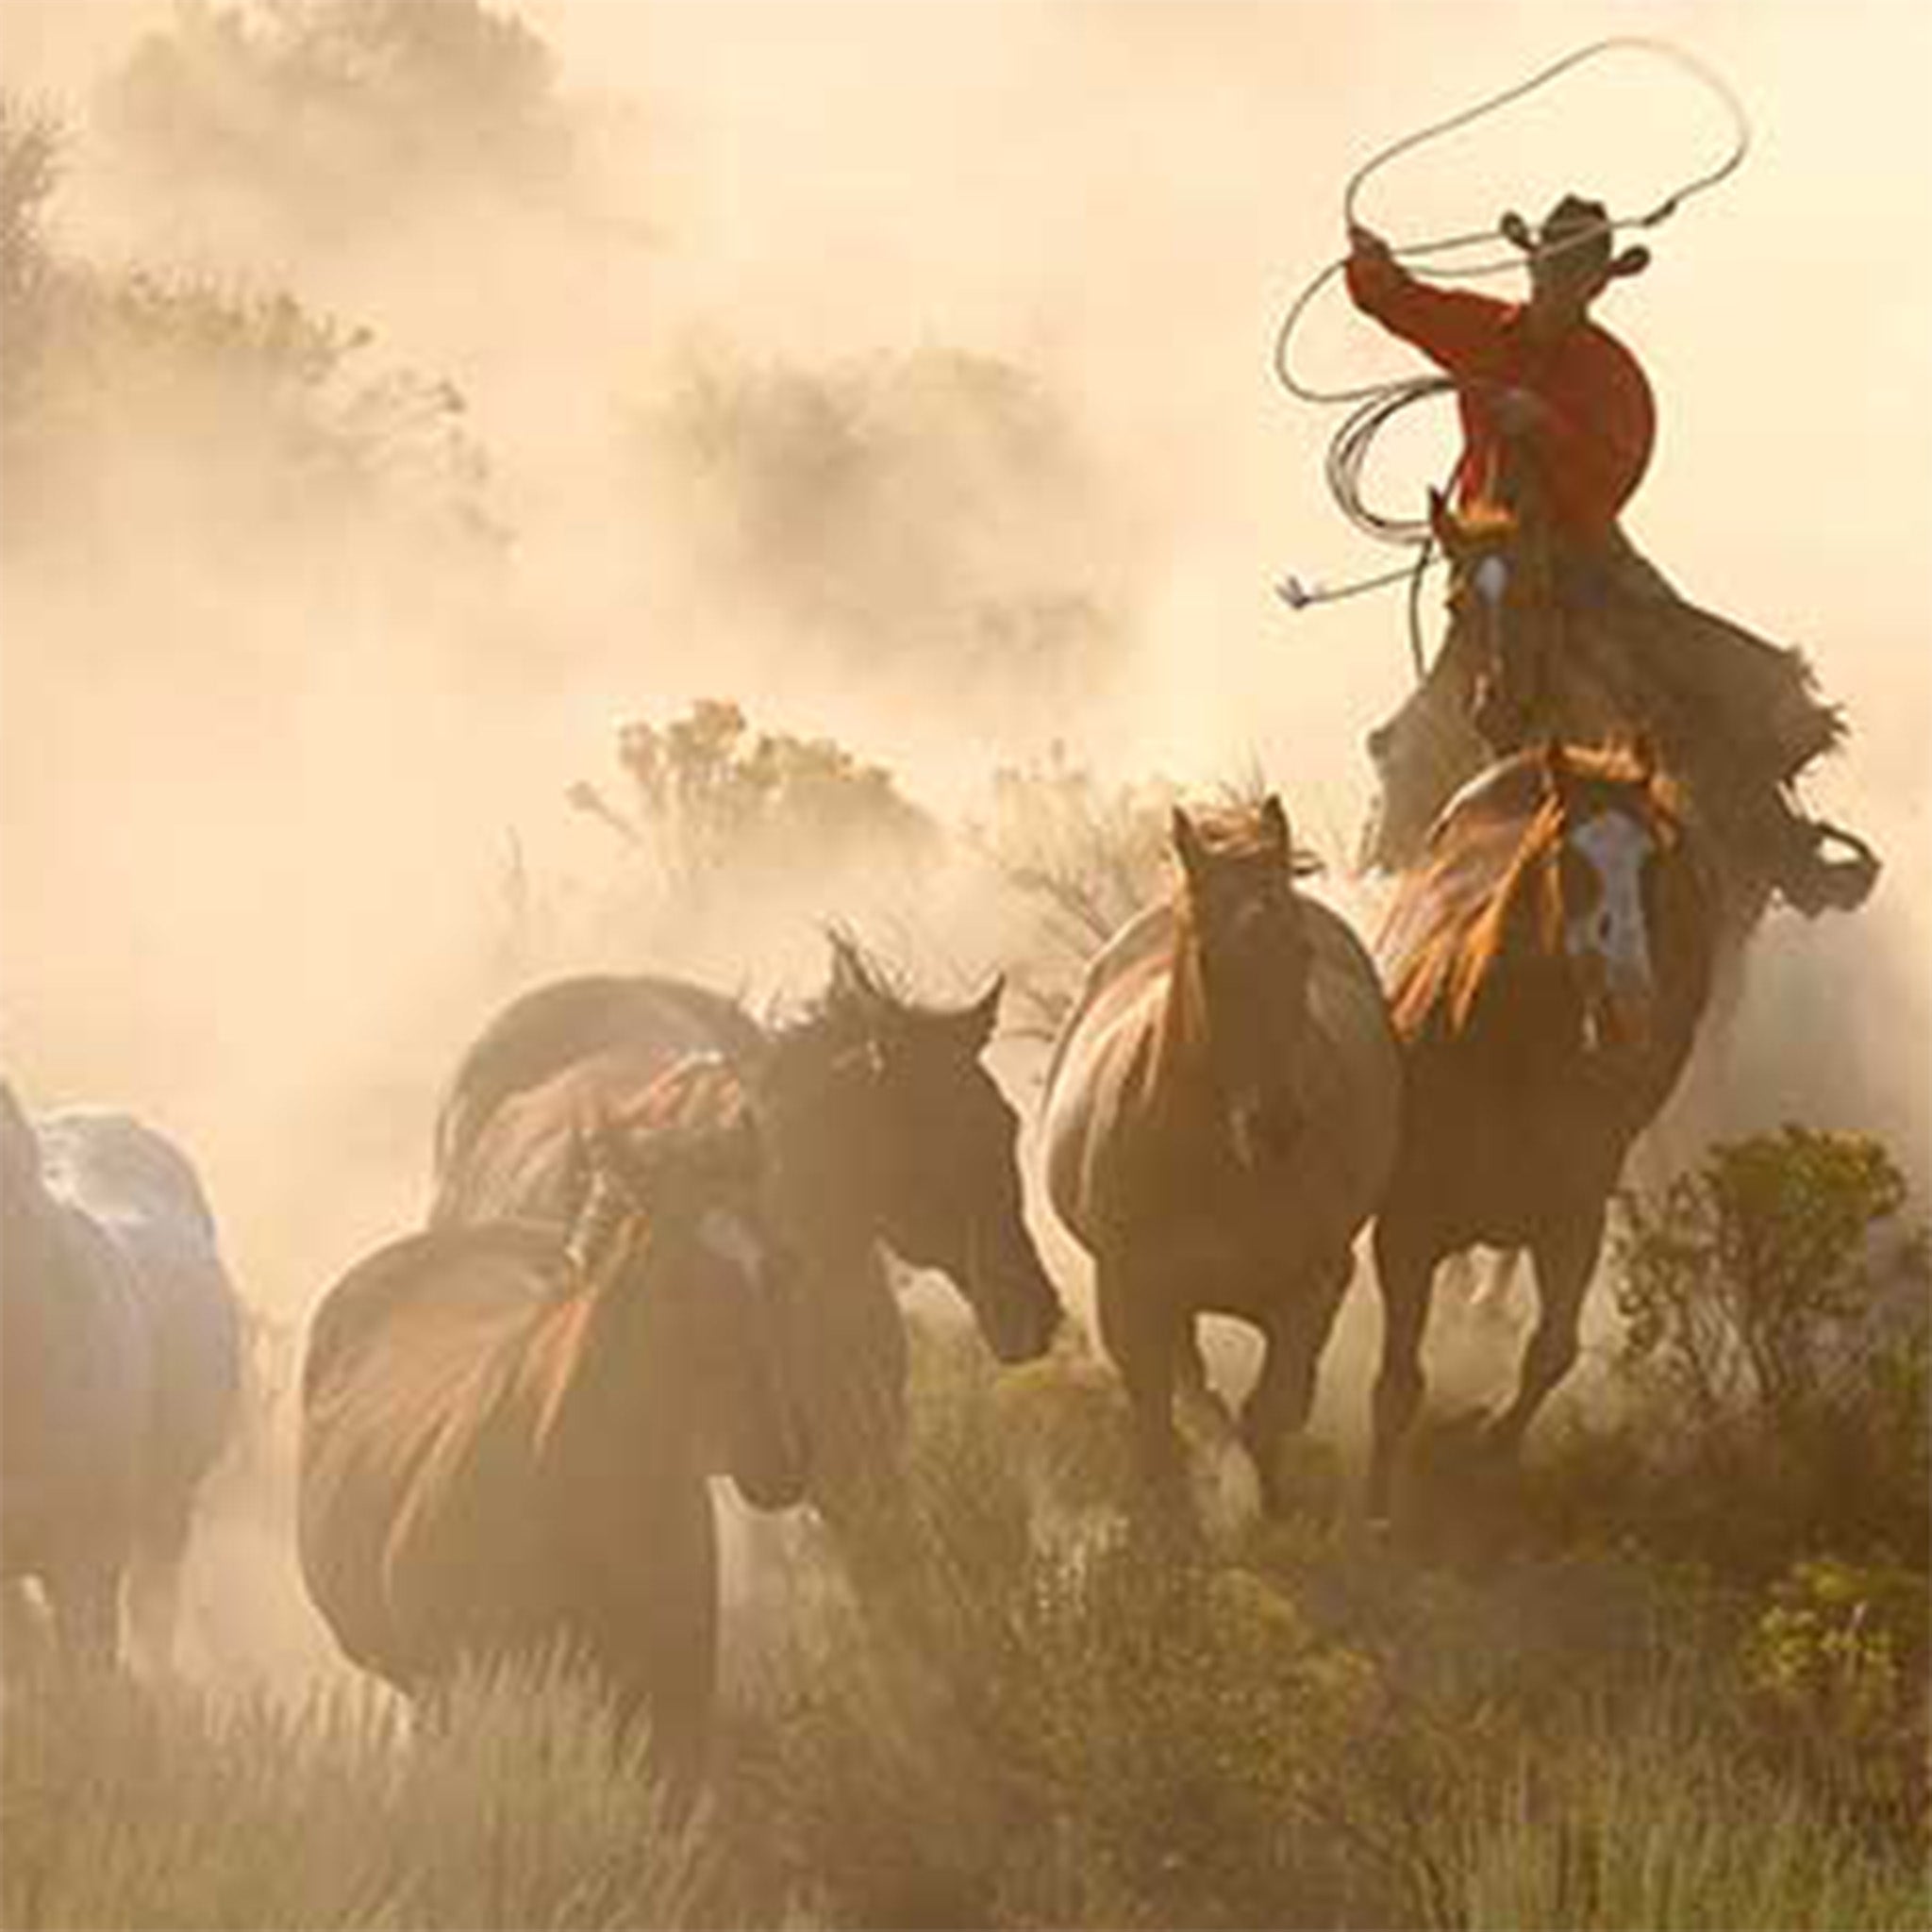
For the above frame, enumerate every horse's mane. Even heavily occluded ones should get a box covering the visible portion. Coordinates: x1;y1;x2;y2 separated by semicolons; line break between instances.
1383;744;1686;1041
1446;498;1521;545
761;928;962;1089
1174;791;1325;880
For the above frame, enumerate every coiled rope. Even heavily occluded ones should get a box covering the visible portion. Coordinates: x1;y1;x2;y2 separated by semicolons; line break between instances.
1272;37;1752;672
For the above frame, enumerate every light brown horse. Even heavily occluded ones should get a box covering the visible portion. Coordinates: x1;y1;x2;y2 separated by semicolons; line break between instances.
298;1095;807;1797
1042;797;1401;1511
1367;739;1719;1519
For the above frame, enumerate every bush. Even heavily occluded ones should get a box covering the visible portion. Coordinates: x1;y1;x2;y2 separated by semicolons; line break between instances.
717;1332;1466;1930
645;346;1127;713
972;748;1179;1039
1527;1126;1928;1577
1581;1125;1932;1574
0;109;496;563
1615;1126;1922;1427
558;697;941;947
1741;1557;1929;1844
103;0;575;235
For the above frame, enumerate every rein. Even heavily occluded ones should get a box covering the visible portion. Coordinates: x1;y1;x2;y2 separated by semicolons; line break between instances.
1270;37;1752;672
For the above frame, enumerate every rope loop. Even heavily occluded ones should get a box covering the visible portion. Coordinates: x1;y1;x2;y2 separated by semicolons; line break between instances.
1273;36;1751;641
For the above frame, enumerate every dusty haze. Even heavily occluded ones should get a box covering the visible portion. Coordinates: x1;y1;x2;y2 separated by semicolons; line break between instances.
3;0;1926;1358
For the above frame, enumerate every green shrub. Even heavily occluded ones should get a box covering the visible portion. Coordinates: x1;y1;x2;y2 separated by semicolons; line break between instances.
1741;1557;1929;1843
718;1333;1460;1930
1531;1126;1932;1575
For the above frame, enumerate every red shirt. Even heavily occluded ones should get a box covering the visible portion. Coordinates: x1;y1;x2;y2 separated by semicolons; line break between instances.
1344;252;1656;541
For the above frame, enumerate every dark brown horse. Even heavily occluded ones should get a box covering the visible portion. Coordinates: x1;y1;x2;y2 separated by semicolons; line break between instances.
430;937;1063;1529
1042;798;1401;1510
299;1098;806;1795
1367;740;1719;1519
1364;491;1876;949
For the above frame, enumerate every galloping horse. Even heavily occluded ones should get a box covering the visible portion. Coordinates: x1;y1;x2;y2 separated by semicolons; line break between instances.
430;937;1063;1531
301;1104;805;1796
1367;740;1719;1519
1365;491;1875;958
1042;797;1401;1510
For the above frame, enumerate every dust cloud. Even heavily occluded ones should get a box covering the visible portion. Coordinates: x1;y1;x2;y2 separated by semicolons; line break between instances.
2;0;1925;1677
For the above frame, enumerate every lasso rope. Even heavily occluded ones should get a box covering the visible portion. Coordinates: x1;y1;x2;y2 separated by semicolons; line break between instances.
1273;36;1753;672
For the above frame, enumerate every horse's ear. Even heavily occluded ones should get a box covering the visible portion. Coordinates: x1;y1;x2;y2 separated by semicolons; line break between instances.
1540;737;1574;807
1172;806;1209;884
1259;793;1291;858
1426;487;1457;552
1626;729;1659;783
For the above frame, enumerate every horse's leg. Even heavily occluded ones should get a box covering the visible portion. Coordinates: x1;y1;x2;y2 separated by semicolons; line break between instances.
1368;1214;1439;1524
128;1491;193;1678
1094;1257;1186;1513
1484;1202;1607;1458
1174;1317;1236;1441
45;1556;122;1672
1241;1254;1352;1515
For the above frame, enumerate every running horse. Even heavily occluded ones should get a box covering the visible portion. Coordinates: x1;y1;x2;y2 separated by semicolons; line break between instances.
1042;797;1401;1511
1367;739;1719;1519
430;937;1063;1535
301;1103;807;1798
1364;490;1877;958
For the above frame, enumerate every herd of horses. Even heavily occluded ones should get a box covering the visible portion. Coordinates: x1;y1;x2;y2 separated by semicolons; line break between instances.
1;755;1719;1784
3;516;1739;1796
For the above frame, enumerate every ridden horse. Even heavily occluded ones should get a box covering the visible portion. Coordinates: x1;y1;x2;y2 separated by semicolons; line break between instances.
299;1102;806;1797
1367;491;1875;1323
429;936;1063;1530
1366;490;1874;957
0;1084;242;1669
1042;798;1401;1511
1367;740;1719;1519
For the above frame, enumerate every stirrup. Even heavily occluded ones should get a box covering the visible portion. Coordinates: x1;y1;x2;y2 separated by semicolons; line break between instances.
1781;820;1880;916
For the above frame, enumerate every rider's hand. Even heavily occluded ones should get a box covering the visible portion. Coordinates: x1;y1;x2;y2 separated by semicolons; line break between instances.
1347;224;1394;270
1491;387;1549;437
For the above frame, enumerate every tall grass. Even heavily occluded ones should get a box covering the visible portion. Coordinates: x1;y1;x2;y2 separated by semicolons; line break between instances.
1450;1693;1931;1932
1;1653;712;1929
5;1322;1924;1930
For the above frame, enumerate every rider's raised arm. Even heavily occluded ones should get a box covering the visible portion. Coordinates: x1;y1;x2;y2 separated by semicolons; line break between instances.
1344;232;1511;379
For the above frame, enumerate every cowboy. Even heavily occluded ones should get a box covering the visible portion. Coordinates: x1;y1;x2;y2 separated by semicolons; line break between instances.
1345;193;1874;915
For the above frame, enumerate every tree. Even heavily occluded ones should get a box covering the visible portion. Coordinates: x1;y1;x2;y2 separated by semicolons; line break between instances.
0;95;497;565
102;0;575;238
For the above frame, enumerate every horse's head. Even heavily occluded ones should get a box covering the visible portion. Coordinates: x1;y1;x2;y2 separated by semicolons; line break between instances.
782;937;1063;1365
568;1107;809;1511
1173;795;1318;1169
1428;490;1554;750
1524;738;1691;1059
